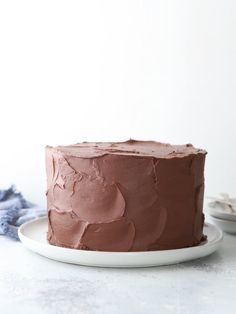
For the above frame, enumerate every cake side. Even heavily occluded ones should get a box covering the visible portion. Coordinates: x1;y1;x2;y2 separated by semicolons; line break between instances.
46;140;207;252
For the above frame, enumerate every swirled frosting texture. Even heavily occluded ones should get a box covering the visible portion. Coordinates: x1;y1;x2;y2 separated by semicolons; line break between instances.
46;140;207;251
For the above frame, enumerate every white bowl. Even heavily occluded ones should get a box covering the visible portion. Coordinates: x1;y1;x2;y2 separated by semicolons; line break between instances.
208;205;236;222
211;216;236;235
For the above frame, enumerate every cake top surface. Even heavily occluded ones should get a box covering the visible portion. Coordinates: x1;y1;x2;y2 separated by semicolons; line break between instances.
47;139;207;159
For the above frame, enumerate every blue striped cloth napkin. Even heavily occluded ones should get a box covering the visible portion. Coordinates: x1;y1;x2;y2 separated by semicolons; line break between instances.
0;186;46;240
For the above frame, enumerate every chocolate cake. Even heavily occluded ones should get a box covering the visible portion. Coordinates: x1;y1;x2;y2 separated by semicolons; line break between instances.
46;140;207;252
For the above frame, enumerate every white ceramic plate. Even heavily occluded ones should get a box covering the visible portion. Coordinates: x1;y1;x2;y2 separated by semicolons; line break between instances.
211;216;236;235
18;217;223;268
208;206;236;222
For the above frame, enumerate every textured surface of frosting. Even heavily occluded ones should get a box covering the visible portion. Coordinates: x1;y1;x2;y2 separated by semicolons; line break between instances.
49;139;206;159
46;139;207;252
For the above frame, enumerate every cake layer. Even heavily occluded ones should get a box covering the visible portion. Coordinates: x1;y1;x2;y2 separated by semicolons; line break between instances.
46;139;207;252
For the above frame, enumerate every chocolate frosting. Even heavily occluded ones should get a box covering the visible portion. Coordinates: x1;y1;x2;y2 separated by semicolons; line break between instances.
46;139;207;252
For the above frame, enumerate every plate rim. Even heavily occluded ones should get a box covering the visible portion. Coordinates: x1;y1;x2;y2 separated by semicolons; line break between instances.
18;216;223;257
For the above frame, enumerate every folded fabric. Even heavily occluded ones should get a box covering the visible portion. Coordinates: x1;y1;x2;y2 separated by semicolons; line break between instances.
0;185;46;240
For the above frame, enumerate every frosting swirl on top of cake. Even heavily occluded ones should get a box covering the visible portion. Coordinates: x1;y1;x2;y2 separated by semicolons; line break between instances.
47;139;206;159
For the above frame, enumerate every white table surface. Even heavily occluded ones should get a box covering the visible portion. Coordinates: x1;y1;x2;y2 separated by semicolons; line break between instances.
0;217;236;314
